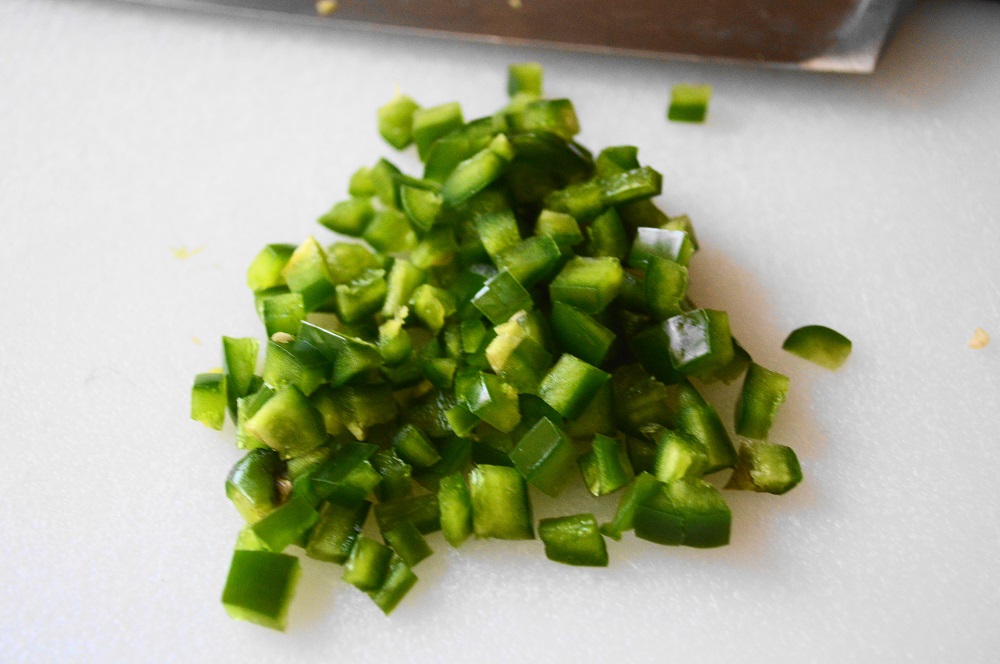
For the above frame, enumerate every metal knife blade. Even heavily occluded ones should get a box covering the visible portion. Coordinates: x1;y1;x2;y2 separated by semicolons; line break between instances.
115;0;912;73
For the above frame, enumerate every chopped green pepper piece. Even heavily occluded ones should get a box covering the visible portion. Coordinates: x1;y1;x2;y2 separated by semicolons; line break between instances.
377;317;412;366
674;401;737;473
538;354;611;420
507;62;543;97
366;554;418;615
668;83;712;123
438;471;473;547
662;213;700;249
298;322;383;387
363;209;417;255
222;336;260;419
474;209;521;258
413;101;464;161
236;384;274;450
382;521;433;568
191;372;227;431
247;244;296;292
633;477;730;548
472;270;534;326
469;465;534;540
222;550;300;631
510;417;577;497
645;256;689;321
371;450;413;502
600;166;663;206
348;166;376;197
601;471;661;540
282;236;337;311
392;424;441;468
382;258;427;318
446;403;480;437
584;207;628;259
261;292;305;337
335;268;387;324
378;93;420;150
508;99;580;141
726;441;802;495
666;309;735;380
538;514;608;567
226;448;286;523
611;364;680;434
494;235;562;288
244;385;327;459
409;284;456;333
441;134;516;206
549;302;615;367
305;499;371;564
578;434;632;496
653;428;708;483
735;362;790;440
250;494;319;552
536;210;583;249
460;372;521;433
549;256;623;314
262;338;329;397
782;325;853;370
595;145;640;177
310;442;380;504
374;493;441;535
318;198;375;237
370;158;402;208
326;242;385;285
628;227;695;269
400;184;443;232
343;535;393;591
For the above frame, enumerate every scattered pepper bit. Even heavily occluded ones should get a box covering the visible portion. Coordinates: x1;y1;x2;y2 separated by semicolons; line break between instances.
667;84;712;123
171;246;204;260
315;0;339;17
969;327;990;350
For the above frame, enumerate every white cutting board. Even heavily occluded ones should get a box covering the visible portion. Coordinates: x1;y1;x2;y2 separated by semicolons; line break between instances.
1;1;998;661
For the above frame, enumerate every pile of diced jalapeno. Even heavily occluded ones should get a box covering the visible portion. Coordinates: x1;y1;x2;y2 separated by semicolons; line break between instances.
191;63;849;631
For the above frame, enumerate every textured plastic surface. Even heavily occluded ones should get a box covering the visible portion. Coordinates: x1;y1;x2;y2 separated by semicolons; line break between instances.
1;0;999;661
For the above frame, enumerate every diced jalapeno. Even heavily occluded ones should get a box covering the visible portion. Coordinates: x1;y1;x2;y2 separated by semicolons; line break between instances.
782;325;852;370
222;550;300;631
538;514;608;567
735;362;790;440
191;372;227;430
726;441;803;495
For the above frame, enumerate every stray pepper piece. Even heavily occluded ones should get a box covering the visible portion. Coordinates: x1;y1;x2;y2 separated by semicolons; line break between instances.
222;550;300;631
725;441;803;495
538;513;609;567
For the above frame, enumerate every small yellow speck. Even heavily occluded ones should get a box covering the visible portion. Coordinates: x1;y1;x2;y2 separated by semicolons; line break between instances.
271;331;296;344
192;337;202;346
209;367;224;374
316;0;338;17
969;327;990;350
508;0;522;8
171;246;204;260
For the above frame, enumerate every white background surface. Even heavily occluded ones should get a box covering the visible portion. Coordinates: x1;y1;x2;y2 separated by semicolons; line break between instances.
1;1;999;661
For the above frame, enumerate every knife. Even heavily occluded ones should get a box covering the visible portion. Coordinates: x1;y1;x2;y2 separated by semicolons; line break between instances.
115;0;913;73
